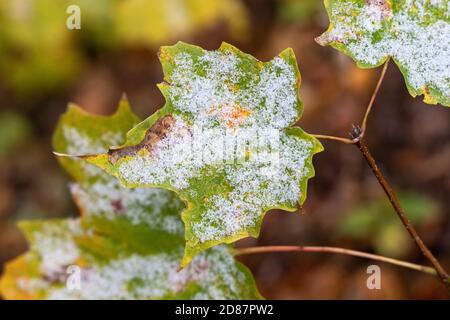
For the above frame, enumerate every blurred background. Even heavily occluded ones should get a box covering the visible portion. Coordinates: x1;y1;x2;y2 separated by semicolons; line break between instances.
0;0;449;299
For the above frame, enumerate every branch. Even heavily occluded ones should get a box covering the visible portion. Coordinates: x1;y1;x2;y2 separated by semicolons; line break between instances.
312;59;390;145
361;59;390;134
311;134;354;144
310;59;450;292
234;245;437;277
352;133;450;291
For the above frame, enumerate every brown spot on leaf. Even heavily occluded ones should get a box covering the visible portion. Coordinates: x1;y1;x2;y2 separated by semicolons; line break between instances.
111;199;124;214
42;265;70;284
108;114;175;164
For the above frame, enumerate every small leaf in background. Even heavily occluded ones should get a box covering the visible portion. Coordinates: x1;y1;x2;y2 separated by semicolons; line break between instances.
86;42;323;267
0;0;82;95
339;192;439;258
0;0;249;97
0;111;31;157
316;0;450;107
278;0;322;24
0;101;261;300
116;0;248;46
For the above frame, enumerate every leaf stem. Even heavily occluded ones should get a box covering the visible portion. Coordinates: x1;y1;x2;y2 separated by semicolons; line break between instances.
234;245;437;277
353;135;450;291
361;59;390;134
312;59;390;145
311;134;354;144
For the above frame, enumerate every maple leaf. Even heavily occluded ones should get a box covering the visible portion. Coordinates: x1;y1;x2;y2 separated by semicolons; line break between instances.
316;0;450;106
85;42;323;267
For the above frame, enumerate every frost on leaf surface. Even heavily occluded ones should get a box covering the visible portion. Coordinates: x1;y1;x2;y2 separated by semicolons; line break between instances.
316;0;450;107
86;42;323;267
0;220;260;299
0;101;261;300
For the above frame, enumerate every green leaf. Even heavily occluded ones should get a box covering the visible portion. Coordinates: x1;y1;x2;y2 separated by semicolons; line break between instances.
0;0;82;95
316;0;450;107
278;0;322;24
115;0;248;46
0;0;248;96
52;99;141;182
1;219;261;299
85;42;323;267
0;111;31;157
0;101;261;300
339;191;439;258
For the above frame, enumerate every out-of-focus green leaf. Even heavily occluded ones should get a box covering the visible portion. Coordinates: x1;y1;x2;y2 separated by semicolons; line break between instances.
0;111;31;157
52;99;185;250
278;0;322;24
0;0;82;95
373;223;410;258
116;0;248;46
316;0;450;106
339;203;380;238
0;0;248;97
339;192;439;258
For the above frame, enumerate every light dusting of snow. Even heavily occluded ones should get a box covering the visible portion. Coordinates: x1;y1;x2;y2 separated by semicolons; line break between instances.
41;245;247;300
18;220;253;299
169;49;300;129
63;126;123;155
115;47;316;244
30;220;82;278
318;0;450;100
62;122;184;235
71;182;184;235
191;133;313;242
17;277;48;293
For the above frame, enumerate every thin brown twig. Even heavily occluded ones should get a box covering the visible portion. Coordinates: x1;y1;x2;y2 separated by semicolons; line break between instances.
234;246;437;277
361;59;390;134
353;134;450;291
311;134;354;144
312;59;390;145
